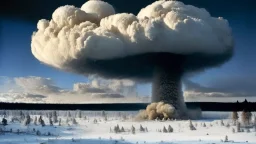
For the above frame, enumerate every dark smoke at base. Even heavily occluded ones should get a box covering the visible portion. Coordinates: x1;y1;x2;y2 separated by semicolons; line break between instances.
60;52;232;118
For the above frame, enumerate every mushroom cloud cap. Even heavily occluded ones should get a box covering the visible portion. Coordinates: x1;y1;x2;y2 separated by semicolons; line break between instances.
31;0;234;81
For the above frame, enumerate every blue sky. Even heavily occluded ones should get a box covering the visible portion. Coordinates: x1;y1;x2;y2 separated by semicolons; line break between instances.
0;5;255;100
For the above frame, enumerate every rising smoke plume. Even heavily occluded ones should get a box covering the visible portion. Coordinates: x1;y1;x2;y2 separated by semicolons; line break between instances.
31;0;234;118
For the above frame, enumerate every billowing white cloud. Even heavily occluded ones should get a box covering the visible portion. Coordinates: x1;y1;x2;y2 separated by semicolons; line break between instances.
88;76;137;96
0;76;144;103
0;93;47;103
14;76;60;94
31;0;233;71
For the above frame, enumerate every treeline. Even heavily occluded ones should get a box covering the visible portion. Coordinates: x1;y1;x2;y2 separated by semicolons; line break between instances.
0;100;256;111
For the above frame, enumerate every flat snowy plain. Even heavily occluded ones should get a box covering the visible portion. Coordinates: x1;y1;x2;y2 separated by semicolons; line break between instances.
0;111;255;144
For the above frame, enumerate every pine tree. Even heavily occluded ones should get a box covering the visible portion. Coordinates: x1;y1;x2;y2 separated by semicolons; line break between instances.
38;115;42;124
67;111;71;117
41;119;45;127
49;117;53;126
241;110;247;125
254;116;256;126
246;111;252;125
131;125;135;134
59;118;62;126
72;118;78;125
65;117;69;123
140;125;145;132
189;120;196;130
168;125;173;133
39;116;45;127
224;135;228;142
24;115;31;126
226;123;230;128
220;120;224;126
36;130;41;136
19;111;25;121
77;110;82;118
232;128;235;133
2;118;7;126
121;127;125;132
34;116;37;125
237;122;241;132
232;111;239;124
102;111;106;117
114;125;120;133
163;126;168;133
52;111;58;123
246;128;250;133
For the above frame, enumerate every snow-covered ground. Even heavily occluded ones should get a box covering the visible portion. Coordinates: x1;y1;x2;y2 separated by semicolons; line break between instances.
0;111;255;144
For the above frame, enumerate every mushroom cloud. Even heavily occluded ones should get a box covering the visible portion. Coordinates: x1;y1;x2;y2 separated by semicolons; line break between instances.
31;0;234;117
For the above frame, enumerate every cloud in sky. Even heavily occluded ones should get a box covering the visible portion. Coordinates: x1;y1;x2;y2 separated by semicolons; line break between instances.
184;76;256;102
1;75;256;103
0;76;145;103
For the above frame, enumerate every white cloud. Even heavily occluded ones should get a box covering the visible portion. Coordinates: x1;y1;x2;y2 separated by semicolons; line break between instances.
31;0;233;72
0;76;145;103
183;78;256;102
14;76;60;94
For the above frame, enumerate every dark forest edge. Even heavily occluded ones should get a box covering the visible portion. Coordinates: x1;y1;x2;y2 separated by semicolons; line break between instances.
0;100;255;111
